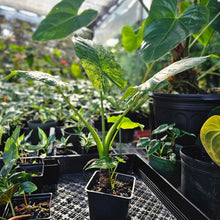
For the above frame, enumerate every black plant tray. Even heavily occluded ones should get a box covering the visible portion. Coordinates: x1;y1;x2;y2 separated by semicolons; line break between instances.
48;154;208;220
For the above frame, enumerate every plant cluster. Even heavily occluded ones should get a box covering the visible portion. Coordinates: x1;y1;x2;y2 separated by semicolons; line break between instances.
137;123;195;161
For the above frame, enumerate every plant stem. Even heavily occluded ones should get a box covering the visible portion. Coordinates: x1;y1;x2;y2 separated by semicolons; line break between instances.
57;87;103;156
100;91;106;147
9;200;15;217
138;0;149;13
142;61;157;83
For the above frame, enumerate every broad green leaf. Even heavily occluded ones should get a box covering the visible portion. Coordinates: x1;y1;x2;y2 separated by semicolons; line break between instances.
0;159;17;178
3;138;18;164
85;156;117;170
147;139;162;156
20;181;37;194
15;71;68;87
72;36;127;93
0;184;19;206
137;137;151;148
32;0;97;42
142;0;209;63
108;115;143;130
9;172;32;184
145;0;178;27
122;22;144;52
152;124;172;135
208;0;220;31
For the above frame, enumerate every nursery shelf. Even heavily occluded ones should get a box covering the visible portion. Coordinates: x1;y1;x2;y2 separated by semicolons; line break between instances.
47;154;208;220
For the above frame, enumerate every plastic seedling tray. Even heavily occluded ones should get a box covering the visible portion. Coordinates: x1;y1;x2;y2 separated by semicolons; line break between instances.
46;154;208;220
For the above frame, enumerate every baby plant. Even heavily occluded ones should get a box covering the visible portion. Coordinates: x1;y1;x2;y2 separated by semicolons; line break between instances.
56;136;77;155
200;115;220;166
2;126;35;165
26;127;56;159
6;0;210;190
137;123;195;161
0;159;37;218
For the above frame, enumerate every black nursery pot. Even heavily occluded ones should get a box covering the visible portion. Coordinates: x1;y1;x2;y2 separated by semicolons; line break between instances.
180;146;220;220
3;193;52;219
85;170;136;220
42;158;60;185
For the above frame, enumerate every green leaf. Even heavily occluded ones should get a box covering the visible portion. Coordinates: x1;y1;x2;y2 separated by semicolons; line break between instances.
115;156;126;163
0;184;19;206
193;25;214;46
9;172;32;184
11;126;21;142
85;157;117;170
142;0;209;63
3;138;19;164
208;0;220;31
122;22;144;53
147;140;162;156
32;0;97;42
0;159;17;178
20;181;37;194
136;56;209;93
72;36;127;92
137;137;151;148
108;115;143;130
15;71;68;87
38;127;48;143
152;124;171;135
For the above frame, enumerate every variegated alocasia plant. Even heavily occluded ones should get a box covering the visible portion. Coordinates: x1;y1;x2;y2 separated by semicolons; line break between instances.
3;0;210;190
9;42;209;189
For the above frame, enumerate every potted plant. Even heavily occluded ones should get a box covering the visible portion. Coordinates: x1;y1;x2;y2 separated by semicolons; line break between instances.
180;114;220;219
122;0;220;146
0;159;51;219
5;0;210;218
137;123;195;187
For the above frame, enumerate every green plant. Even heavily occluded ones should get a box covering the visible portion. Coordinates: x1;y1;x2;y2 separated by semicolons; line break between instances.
200;114;220;166
137;123;195;161
31;127;56;159
122;0;220;93
2;126;36;165
0;159;37;218
56;135;77;154
6;0;210;190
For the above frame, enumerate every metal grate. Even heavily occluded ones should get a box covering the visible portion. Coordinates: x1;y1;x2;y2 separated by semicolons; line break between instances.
50;173;177;220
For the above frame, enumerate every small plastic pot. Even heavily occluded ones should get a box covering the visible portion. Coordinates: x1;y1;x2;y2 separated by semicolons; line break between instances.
85;170;136;220
3;193;52;219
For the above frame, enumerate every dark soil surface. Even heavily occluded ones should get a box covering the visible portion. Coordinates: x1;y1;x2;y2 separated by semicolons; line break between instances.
7;198;50;219
91;176;133;197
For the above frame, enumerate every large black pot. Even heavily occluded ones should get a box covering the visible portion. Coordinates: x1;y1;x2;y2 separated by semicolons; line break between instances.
85;170;136;220
180;146;220;220
149;93;220;146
